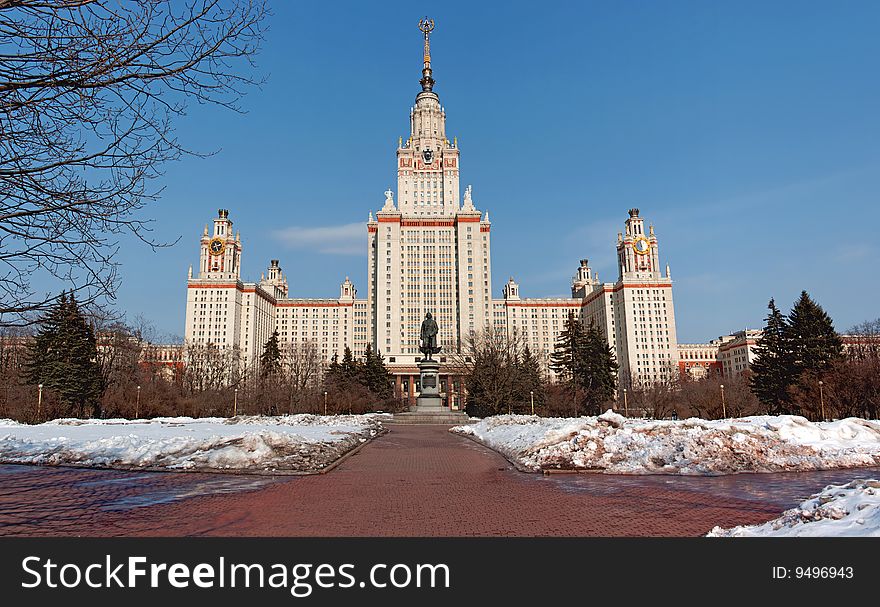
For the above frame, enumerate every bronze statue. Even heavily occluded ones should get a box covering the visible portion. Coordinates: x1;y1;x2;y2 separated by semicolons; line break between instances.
419;312;441;360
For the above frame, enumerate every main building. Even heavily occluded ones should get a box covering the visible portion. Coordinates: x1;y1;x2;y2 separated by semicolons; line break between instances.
184;21;680;405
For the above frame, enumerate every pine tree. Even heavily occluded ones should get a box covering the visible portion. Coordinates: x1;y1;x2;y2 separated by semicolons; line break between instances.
516;345;545;413
550;312;582;383
25;292;103;418
340;345;360;381
786;291;843;375
581;320;618;411
550;313;618;415
325;353;341;386
362;344;393;399
259;330;282;380
750;298;794;414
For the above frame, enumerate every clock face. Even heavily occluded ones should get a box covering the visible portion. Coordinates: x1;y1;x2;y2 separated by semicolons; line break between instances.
632;236;650;255
209;237;224;256
423;149;434;164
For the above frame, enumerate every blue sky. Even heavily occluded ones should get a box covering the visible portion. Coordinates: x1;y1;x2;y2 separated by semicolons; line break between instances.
112;1;879;342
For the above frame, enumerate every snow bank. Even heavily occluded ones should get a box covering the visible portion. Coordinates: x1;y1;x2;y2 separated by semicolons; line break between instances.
708;479;880;537
0;414;385;473
451;412;880;474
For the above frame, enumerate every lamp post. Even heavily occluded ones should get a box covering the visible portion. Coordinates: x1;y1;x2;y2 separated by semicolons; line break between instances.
720;384;726;419
530;390;535;416
135;385;141;419
233;388;238;417
818;380;825;422
37;383;43;422
324;390;328;416
622;388;628;417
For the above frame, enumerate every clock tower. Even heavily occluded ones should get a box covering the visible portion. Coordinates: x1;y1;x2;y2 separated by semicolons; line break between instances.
198;208;242;280
617;208;661;280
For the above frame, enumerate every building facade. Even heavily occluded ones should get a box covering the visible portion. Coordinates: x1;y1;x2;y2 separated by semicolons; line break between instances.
182;22;681;400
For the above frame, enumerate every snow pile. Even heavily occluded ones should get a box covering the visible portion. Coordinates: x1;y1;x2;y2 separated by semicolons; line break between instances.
708;479;880;537
0;414;384;473
451;412;880;474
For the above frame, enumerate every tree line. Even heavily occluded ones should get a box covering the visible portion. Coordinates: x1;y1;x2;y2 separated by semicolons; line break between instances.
458;292;878;421
0;293;395;422
3;290;878;423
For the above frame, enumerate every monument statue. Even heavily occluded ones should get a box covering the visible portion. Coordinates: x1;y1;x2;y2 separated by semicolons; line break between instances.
419;312;441;360
382;187;395;210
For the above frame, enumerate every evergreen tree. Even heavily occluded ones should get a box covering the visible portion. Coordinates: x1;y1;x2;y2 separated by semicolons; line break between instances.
516;345;545;413
786;291;843;375
550;312;583;383
549;313;618;415
259;330;282;380
340;345;360;381
25;292;103;418
362;344;393;399
750;299;794;413
325;353;342;385
581;320;619;410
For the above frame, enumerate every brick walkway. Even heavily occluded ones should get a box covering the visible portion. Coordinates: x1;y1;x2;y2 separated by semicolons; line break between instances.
0;425;782;536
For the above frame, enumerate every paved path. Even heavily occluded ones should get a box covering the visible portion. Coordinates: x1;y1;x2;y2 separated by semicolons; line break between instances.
0;425;782;536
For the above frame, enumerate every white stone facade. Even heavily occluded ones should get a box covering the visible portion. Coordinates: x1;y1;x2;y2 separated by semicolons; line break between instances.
182;24;682;391
184;209;367;376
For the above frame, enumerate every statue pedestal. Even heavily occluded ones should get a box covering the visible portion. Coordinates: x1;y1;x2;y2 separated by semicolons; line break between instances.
393;357;470;425
413;358;443;411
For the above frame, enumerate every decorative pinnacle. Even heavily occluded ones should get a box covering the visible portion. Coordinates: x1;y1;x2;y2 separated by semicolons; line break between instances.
418;17;435;93
419;17;434;64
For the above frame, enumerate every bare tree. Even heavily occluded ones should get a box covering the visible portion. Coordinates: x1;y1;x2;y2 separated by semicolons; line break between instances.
183;341;240;394
283;340;322;393
450;326;527;417
0;0;268;326
674;372;760;420
845;318;880;361
279;339;321;412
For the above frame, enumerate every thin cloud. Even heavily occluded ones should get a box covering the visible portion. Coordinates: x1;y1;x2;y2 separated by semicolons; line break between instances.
273;223;364;255
833;243;875;263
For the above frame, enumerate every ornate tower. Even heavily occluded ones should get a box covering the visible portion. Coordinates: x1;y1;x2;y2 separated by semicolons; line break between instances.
198;209;242;280
368;18;493;360
395;17;461;215
611;208;679;386
617;208;661;280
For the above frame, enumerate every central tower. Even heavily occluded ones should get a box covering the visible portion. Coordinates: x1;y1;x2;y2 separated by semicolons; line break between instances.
396;17;460;215
368;18;492;363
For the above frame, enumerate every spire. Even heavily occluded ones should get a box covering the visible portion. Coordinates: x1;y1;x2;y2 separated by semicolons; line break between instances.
418;17;435;93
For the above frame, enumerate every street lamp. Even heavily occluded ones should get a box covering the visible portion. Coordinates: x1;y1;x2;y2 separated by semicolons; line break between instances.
37;383;43;422
233;388;238;417
530;390;535;416
622;388;628;417
324;390;328;416
720;384;726;419
135;385;141;419
818;380;825;422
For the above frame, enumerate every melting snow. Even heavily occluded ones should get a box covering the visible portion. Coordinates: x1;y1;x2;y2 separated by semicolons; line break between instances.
451;411;880;474
708;479;880;537
0;414;385;473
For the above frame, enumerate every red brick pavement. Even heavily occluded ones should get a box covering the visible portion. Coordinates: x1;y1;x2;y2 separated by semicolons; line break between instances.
0;425;782;537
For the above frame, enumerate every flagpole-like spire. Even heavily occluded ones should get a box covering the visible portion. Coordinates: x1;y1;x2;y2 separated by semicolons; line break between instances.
418;17;435;93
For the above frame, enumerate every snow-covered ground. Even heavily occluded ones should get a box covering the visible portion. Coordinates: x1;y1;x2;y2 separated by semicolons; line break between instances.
451;411;880;474
0;414;386;473
708;479;880;537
